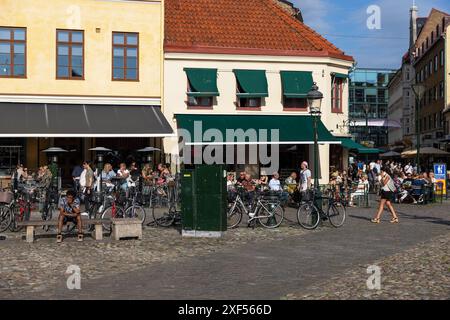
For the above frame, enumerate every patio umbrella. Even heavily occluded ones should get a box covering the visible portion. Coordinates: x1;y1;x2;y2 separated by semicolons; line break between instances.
401;147;450;158
137;147;161;152
380;151;401;158
41;147;68;153
89;147;112;152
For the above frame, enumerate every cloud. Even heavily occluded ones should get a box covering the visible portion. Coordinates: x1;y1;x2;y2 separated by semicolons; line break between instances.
291;0;332;32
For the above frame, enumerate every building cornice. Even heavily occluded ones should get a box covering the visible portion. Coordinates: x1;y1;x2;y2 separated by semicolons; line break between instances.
164;45;354;62
164;52;353;69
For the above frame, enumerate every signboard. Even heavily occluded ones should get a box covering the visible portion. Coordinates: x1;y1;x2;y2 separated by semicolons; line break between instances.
434;163;447;195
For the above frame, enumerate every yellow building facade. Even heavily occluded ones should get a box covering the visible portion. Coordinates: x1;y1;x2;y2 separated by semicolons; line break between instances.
0;0;163;100
0;0;170;180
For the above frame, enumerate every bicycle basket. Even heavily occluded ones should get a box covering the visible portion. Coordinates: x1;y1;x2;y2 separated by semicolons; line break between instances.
0;191;13;204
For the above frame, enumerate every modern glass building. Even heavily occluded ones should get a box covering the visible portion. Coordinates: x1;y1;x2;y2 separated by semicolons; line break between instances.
349;68;397;148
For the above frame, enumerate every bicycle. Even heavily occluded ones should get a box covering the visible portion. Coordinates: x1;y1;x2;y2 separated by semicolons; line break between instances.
8;185;37;232
227;189;284;229
151;179;181;227
0;202;12;233
297;188;346;230
123;185;146;224
39;186;60;232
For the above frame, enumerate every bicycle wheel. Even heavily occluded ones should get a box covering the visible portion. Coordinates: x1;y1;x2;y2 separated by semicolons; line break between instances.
328;202;346;228
101;205;125;232
258;202;284;229
125;205;146;224
227;202;243;229
152;202;175;227
9;206;23;232
0;204;12;233
297;202;320;230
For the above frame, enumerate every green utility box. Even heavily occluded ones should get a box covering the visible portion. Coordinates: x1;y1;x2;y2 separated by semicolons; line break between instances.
181;165;227;238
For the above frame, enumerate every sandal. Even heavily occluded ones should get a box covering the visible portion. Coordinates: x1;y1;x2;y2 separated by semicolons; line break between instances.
390;217;399;224
56;234;63;243
77;233;84;242
371;218;380;224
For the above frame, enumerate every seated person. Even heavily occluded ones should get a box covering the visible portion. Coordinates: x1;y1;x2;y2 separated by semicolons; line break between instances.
141;163;153;185
349;174;369;207
116;163;130;191
411;174;427;200
269;173;282;191
57;190;82;243
259;175;268;188
284;172;298;193
227;173;236;190
101;163;116;190
128;162;140;188
236;171;246;184
241;173;256;207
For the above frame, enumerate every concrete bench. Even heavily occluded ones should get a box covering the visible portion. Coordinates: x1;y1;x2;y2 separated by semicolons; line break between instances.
111;218;142;240
17;218;111;243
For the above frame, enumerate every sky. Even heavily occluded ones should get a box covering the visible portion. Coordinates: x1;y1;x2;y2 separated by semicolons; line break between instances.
291;0;450;69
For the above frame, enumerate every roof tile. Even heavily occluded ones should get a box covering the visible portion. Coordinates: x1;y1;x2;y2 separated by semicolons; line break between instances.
165;0;353;61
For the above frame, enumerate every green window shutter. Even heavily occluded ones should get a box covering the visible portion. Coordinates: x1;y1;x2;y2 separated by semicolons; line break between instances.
332;72;349;79
280;71;313;98
233;69;268;98
184;68;219;97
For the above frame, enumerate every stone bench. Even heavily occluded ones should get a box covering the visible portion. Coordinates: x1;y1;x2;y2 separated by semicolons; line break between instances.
17;218;111;243
111;218;142;240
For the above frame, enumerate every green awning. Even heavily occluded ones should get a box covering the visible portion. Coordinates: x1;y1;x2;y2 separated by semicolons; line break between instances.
332;72;349;79
184;68;219;97
176;114;340;145
233;70;268;98
280;71;313;98
338;137;381;154
358;148;381;154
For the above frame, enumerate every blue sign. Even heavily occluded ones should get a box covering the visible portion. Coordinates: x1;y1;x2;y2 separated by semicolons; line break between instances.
434;163;446;179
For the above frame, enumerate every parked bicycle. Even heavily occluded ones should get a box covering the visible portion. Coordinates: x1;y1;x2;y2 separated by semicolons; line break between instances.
297;188;346;230
227;188;284;229
151;179;181;227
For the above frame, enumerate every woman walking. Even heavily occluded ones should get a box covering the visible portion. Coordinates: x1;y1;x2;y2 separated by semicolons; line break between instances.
371;167;399;224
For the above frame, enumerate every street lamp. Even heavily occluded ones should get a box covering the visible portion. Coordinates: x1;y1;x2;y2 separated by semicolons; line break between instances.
307;82;323;189
411;83;425;173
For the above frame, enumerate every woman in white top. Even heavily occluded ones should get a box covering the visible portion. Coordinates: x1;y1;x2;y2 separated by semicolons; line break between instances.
349;174;369;207
371;167;399;224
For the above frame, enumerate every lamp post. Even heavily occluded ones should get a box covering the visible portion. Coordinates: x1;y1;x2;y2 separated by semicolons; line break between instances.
363;103;370;163
411;84;425;173
307;82;324;189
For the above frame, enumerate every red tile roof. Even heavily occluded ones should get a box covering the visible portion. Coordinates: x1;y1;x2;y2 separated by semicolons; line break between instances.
165;0;353;61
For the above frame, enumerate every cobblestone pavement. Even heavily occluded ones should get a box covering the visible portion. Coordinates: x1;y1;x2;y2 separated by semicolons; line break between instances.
0;209;315;299
283;233;450;300
0;200;449;299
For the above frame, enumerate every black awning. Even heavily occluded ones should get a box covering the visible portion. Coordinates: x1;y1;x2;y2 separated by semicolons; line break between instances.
0;103;174;137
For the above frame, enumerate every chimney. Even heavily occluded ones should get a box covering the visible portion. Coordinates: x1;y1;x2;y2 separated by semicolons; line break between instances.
410;4;418;49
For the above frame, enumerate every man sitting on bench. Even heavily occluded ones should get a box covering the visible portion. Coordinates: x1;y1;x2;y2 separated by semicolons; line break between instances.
57;190;83;243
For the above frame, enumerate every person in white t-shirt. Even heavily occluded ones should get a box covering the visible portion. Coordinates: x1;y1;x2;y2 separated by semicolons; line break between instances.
299;161;312;192
404;162;413;175
268;172;282;191
117;163;130;192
